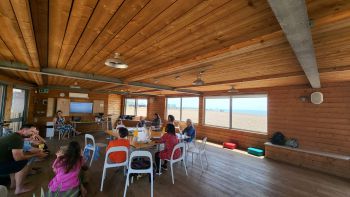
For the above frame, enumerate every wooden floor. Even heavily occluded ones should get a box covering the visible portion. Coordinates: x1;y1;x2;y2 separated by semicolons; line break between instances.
8;132;350;197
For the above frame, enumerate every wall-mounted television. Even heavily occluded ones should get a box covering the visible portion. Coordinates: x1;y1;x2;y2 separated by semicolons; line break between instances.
70;102;93;113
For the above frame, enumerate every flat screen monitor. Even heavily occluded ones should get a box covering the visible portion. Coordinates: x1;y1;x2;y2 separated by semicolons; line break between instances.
70;102;93;113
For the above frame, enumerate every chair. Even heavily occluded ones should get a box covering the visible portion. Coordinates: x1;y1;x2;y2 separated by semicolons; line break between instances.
123;151;153;197
100;146;129;191
84;134;107;167
187;137;208;171
159;142;188;184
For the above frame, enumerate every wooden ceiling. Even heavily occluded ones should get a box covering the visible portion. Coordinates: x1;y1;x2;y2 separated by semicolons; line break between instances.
0;0;350;95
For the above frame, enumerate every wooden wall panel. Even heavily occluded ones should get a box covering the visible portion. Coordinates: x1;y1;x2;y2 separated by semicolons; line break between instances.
268;84;350;155
147;96;166;121
107;94;122;127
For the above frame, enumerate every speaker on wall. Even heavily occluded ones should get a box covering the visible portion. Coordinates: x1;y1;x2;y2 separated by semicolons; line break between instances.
310;92;323;104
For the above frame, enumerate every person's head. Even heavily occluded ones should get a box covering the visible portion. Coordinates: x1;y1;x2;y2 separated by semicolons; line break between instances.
118;127;129;138
167;115;175;123
154;113;160;119
18;124;36;137
165;124;175;135
117;119;123;125
56;110;62;117
186;119;193;127
140;116;145;121
61;141;81;173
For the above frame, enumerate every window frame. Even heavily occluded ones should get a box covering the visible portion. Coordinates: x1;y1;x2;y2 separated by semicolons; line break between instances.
204;94;268;133
166;96;199;123
124;98;148;116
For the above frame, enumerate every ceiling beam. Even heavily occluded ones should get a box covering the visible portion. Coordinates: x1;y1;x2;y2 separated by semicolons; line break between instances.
0;61;201;95
0;73;35;88
268;0;320;88
177;65;350;89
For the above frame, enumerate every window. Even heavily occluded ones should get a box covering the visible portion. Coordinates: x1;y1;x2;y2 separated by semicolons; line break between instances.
204;95;267;133
232;95;267;132
125;99;136;115
166;97;199;123
124;98;148;116
136;99;148;117
204;97;230;127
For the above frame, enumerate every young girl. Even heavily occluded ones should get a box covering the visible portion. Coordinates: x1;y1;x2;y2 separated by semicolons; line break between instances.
48;141;86;196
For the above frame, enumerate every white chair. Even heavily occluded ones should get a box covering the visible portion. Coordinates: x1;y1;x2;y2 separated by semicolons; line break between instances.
159;142;188;184
187;137;208;171
84;134;107;167
123;151;153;197
100;146;129;191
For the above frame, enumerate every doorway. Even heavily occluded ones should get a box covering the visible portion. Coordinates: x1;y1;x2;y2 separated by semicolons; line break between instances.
9;88;28;132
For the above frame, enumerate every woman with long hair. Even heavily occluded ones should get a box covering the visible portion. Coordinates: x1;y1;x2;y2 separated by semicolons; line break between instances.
53;110;80;137
151;113;161;129
48;141;85;196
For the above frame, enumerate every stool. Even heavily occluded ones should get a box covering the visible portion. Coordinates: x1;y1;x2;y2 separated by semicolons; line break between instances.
247;147;264;156
223;142;237;149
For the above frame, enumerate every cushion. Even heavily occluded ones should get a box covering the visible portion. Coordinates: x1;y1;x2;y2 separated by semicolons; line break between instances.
247;147;264;156
223;142;237;149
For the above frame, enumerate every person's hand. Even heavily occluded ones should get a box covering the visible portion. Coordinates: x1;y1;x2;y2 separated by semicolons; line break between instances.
36;151;48;158
56;149;64;157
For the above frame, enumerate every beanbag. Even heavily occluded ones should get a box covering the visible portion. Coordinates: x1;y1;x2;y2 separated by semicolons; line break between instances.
223;142;237;149
247;147;264;156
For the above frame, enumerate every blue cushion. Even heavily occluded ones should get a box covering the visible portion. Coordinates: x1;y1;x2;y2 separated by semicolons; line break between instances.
247;147;264;156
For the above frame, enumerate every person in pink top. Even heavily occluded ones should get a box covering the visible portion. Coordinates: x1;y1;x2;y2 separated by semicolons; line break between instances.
155;124;180;172
48;141;83;196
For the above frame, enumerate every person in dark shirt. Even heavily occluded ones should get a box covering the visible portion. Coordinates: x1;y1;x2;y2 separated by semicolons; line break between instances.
151;113;161;129
0;124;47;195
136;116;146;128
182;119;196;143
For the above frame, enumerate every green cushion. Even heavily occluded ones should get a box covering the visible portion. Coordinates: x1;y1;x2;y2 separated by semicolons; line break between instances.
247;147;264;156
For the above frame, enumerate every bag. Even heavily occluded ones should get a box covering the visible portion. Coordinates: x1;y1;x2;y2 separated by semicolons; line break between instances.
131;158;151;169
285;138;299;148
271;132;285;145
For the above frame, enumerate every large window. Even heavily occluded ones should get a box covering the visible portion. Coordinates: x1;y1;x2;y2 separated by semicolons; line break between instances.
124;98;148;116
205;95;267;133
166;97;199;123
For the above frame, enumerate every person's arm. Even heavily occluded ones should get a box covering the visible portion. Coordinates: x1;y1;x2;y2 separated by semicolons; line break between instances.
12;149;47;161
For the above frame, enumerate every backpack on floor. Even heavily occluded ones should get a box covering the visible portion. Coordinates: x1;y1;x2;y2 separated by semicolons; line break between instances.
285;138;299;148
271;132;285;145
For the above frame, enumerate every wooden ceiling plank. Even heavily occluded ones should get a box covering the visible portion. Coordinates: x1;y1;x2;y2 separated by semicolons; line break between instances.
56;0;99;69
83;0;202;73
48;0;73;68
70;0;150;72
11;0;44;85
123;4;276;70
64;0;126;70
268;0;321;88
0;73;35;87
29;0;49;69
94;0;247;76
76;0;177;73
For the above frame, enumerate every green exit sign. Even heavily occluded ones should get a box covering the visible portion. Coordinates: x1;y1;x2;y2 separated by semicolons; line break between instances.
39;88;49;94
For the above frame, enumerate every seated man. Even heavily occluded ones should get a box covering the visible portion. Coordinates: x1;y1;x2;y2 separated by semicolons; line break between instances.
0;124;47;194
106;127;130;163
136;116;146;128
182;119;196;143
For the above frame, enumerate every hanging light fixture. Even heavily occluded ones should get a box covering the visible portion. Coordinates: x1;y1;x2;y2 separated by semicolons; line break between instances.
192;71;205;86
228;85;239;93
105;53;128;69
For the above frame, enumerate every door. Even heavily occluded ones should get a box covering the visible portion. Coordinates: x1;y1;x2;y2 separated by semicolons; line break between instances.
9;88;28;132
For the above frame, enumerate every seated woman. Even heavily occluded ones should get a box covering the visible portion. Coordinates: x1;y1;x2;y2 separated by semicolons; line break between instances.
154;124;180;172
182;119;196;143
151;113;161;129
48;141;86;196
136;116;146;128
53;110;80;138
115;119;125;130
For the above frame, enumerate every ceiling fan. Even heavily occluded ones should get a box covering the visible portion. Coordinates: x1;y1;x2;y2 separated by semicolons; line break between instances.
192;71;205;86
228;85;239;93
105;53;128;69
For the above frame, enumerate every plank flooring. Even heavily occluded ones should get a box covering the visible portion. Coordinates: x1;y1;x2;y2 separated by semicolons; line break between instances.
7;132;350;197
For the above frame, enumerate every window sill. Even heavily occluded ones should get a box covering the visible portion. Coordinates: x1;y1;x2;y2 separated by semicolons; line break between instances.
202;124;268;135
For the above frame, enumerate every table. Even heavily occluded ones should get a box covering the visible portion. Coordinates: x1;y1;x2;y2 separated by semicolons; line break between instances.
71;121;106;135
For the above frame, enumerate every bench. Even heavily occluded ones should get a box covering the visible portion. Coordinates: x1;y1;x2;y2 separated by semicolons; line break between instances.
264;142;350;179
